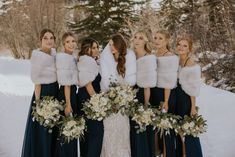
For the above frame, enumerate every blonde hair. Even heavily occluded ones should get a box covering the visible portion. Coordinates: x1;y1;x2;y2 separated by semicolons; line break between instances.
155;30;171;51
132;30;152;53
177;35;193;53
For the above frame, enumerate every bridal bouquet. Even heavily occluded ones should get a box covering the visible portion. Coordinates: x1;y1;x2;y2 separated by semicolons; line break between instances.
82;92;112;121
180;114;207;137
152;108;181;136
131;104;156;133
108;82;138;115
59;115;86;144
32;96;64;133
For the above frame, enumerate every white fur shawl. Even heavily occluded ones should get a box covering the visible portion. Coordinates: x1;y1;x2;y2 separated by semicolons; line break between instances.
77;55;99;87
137;54;157;88
100;46;136;92
30;49;57;84
179;65;201;97
56;52;78;86
124;49;137;86
157;55;179;89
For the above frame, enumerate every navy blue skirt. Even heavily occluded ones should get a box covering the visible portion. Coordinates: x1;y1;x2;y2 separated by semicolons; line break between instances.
21;82;59;157
175;84;203;157
150;87;177;157
130;86;155;157
54;85;78;157
78;74;103;157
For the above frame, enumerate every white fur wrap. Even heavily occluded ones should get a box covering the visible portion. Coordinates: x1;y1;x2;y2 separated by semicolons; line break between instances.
137;54;157;88
179;65;201;97
157;55;179;89
30;49;57;84
56;53;78;86
124;49;137;86
77;55;99;87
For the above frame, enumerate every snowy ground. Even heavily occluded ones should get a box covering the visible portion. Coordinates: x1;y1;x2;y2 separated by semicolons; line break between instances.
0;56;235;157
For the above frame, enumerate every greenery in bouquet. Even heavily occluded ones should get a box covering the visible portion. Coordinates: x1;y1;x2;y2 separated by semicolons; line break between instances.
152;103;181;136
82;92;112;121
130;103;156;133
32;96;65;133
59;115;86;144
180;114;207;137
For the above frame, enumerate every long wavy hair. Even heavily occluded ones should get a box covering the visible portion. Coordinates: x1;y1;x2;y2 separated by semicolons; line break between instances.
78;38;99;58
111;34;127;77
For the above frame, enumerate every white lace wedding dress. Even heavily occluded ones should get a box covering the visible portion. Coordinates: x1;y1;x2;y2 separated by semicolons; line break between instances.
100;76;131;157
99;44;136;157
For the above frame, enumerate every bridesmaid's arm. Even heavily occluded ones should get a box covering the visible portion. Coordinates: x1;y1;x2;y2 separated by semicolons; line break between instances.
85;82;96;96
64;85;72;116
144;88;150;107
34;84;41;100
190;96;197;117
163;88;170;112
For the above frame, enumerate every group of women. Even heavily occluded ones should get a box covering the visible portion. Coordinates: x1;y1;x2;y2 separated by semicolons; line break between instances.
21;28;203;157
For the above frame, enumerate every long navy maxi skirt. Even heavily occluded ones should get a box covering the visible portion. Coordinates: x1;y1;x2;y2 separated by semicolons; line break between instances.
130;86;155;157
175;84;203;157
150;87;177;157
21;82;59;157
54;85;78;157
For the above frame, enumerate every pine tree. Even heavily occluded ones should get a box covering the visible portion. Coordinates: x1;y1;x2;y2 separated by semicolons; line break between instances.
69;0;146;44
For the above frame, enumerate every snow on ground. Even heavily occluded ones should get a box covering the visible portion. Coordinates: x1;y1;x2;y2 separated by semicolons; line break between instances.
0;56;235;157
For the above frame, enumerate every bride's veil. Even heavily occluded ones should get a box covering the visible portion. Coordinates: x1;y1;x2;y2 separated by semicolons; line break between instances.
99;43;117;92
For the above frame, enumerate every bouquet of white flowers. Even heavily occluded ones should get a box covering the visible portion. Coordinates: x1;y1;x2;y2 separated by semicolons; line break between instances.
32;96;64;133
152;108;181;136
82;92;112;121
107;82;138;115
59;115;86;144
180;114;207;137
131;104;156;133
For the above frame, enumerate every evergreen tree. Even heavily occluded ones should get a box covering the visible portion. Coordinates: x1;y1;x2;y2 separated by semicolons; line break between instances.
69;0;146;44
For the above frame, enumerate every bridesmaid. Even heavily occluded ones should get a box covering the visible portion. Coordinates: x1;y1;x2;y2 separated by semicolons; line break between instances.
150;30;179;157
77;38;103;157
131;30;156;157
21;29;58;157
175;35;203;157
55;32;79;157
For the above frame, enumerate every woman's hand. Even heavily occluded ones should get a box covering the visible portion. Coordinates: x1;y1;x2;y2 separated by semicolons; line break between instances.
190;106;197;117
162;101;169;113
64;103;73;116
35;98;40;104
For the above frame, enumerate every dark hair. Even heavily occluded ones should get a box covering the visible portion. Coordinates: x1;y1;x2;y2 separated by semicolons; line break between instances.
79;38;99;57
40;28;56;41
112;34;127;77
62;32;75;45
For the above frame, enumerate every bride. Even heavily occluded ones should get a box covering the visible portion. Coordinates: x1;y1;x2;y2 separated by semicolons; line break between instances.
99;34;137;157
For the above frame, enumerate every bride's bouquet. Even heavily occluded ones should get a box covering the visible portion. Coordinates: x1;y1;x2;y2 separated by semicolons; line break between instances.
180;114;207;137
32;96;64;133
59;114;86;144
82;92;112;121
130;103;156;133
107;82;138;115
